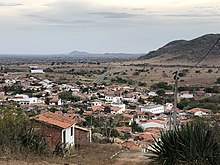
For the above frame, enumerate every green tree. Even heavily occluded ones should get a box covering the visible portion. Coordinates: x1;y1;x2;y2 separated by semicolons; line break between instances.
130;121;143;133
156;89;166;96
215;77;220;84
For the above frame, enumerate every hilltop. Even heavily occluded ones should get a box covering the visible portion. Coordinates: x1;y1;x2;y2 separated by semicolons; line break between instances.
67;50;144;59
138;34;220;66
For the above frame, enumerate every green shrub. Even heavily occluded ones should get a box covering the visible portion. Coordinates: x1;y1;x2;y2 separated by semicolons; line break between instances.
0;106;47;155
149;122;220;165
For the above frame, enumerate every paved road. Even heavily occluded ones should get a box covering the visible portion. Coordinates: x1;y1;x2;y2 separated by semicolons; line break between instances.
93;67;120;84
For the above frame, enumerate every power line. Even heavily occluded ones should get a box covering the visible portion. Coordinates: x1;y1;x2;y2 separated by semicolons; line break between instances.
171;35;220;128
189;36;220;70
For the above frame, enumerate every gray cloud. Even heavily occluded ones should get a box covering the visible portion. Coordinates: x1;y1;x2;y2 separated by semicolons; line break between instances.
164;13;220;18
132;8;146;11
0;3;22;7
26;14;95;25
89;12;141;18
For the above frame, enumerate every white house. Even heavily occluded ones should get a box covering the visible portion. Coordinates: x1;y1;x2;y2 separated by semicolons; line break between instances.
90;100;102;106
47;95;62;106
105;96;122;103
32;112;92;148
123;95;136;102
194;111;208;117
141;105;164;114
148;92;158;97
139;120;167;129
110;103;126;114
39;79;53;88
180;91;194;99
10;94;44;105
165;103;173;111
31;70;44;74
105;95;114;102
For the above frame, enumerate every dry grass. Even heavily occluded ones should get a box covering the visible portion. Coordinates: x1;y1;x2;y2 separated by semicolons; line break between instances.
5;61;220;88
0;143;122;165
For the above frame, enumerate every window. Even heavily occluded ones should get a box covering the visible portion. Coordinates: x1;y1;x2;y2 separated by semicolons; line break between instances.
63;130;66;143
71;127;73;136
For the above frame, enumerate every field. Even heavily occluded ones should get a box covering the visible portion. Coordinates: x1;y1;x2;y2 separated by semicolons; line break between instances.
4;59;220;88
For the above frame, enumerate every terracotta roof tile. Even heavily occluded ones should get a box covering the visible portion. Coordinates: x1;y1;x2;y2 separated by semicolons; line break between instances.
90;106;104;111
110;107;121;111
32;111;76;129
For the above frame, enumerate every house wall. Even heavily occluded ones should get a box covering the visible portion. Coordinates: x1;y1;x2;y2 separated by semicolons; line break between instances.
140;122;165;129
141;105;164;114
74;128;91;144
91;101;102;106
34;123;62;149
62;124;75;146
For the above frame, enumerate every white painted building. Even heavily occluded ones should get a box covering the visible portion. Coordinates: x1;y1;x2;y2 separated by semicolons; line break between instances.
62;124;75;145
32;112;92;148
148;92;158;97
180;92;194;99
90;100;102;106
31;70;44;74
105;96;122;103
10;94;44;105
105;96;114;102
140;122;165;129
165;103;173;111
141;105;164;114
110;103;126;114
123;96;136;102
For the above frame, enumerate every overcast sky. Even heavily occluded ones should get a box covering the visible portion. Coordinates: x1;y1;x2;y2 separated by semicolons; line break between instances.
0;0;220;54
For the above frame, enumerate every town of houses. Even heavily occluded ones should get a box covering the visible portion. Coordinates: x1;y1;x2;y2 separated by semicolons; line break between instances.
0;73;217;153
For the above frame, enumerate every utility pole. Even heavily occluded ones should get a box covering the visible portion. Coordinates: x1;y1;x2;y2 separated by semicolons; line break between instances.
173;71;179;128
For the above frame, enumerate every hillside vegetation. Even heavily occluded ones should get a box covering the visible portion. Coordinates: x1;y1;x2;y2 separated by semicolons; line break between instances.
139;34;220;65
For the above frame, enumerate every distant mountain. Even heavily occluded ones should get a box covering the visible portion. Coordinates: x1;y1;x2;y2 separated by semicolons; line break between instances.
138;34;220;65
68;50;91;56
67;51;144;59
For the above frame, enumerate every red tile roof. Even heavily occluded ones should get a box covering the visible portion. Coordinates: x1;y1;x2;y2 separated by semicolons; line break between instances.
32;111;77;129
110;107;121;111
139;132;155;141
90;106;104;111
188;108;212;113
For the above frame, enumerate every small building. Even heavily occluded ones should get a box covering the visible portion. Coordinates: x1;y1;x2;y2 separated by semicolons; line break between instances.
48;95;62;106
165;103;173;111
111;103;126;114
179;91;194;99
10;94;43;105
148;92;158;97
139;120;167;129
141;105;164;114
90;99;102;106
31;70;44;74
31;112;91;149
30;66;44;74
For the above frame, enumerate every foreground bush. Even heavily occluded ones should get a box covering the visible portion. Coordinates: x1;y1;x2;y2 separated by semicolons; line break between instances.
0;106;47;155
149;122;220;165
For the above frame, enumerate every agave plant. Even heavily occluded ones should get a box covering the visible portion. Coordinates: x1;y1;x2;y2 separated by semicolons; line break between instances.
149;122;220;165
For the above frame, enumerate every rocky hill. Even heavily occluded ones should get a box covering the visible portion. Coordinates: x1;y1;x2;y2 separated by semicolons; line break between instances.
138;34;220;65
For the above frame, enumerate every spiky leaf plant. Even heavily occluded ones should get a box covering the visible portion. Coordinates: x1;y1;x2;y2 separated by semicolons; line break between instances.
149;122;220;165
